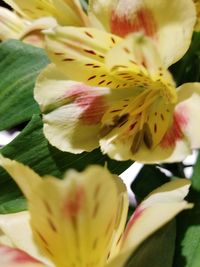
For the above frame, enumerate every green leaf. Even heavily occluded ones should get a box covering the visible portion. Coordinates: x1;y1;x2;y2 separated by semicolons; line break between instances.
0;114;132;213
125;220;176;267
131;165;169;202
80;0;88;11
170;32;200;86
173;151;200;267
0;39;49;131
191;151;200;191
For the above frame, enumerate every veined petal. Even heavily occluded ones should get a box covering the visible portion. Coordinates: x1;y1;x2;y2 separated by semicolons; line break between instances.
0;245;46;267
44;26;137;89
44;28;180;159
35;63;143;153
35;64;107;153
3;0;86;26
104;33;176;92
29;167;120;267
0;212;51;265
0;155;41;200
3;0;58;20
21;17;57;48
0;7;26;41
108;176;129;260
0;157;123;267
89;0;196;67
106;179;191;267
51;0;89;26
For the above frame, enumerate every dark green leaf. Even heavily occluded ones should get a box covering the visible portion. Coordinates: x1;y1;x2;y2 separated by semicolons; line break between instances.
0;114;132;213
131;165;169;203
170;32;200;86
173;151;200;267
125;220;176;267
0;39;49;131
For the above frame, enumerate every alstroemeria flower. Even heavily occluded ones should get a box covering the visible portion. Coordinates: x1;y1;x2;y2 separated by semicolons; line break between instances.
88;0;196;67
3;0;88;27
193;0;200;31
35;26;200;163
0;156;191;267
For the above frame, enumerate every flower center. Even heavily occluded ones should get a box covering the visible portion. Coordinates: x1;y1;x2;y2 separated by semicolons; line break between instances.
100;84;176;153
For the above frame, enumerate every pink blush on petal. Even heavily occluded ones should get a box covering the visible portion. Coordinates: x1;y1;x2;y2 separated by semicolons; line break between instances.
0;245;41;264
62;186;85;219
68;84;107;125
160;108;189;149
110;7;157;38
122;206;145;244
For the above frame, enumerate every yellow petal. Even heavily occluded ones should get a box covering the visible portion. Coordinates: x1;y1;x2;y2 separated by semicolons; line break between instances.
108;175;129;260
52;0;89;26
0;245;46;267
35;64;106;153
104;33;176;96
0;157;124;267
21;17;57;48
89;0;196;67
106;179;192;267
0;155;41;200
44;26;138;89
0;7;25;41
30;167;122;267
3;0;86;26
88;0;113;31
0;212;50;265
35;62;146;153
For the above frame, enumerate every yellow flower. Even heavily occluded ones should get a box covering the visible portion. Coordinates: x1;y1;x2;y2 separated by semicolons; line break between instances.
0;156;191;267
34;26;200;163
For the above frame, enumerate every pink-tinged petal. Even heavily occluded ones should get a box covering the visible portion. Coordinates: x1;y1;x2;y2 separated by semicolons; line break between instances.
0;245;46;267
35;64;107;153
110;6;157;39
0;212;51;266
106;179;191;267
21;17;57;48
89;0;196;67
35;64;135;153
175;82;200;148
160;111;188;149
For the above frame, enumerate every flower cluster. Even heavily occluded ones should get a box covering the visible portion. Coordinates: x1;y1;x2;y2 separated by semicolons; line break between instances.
0;0;199;266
